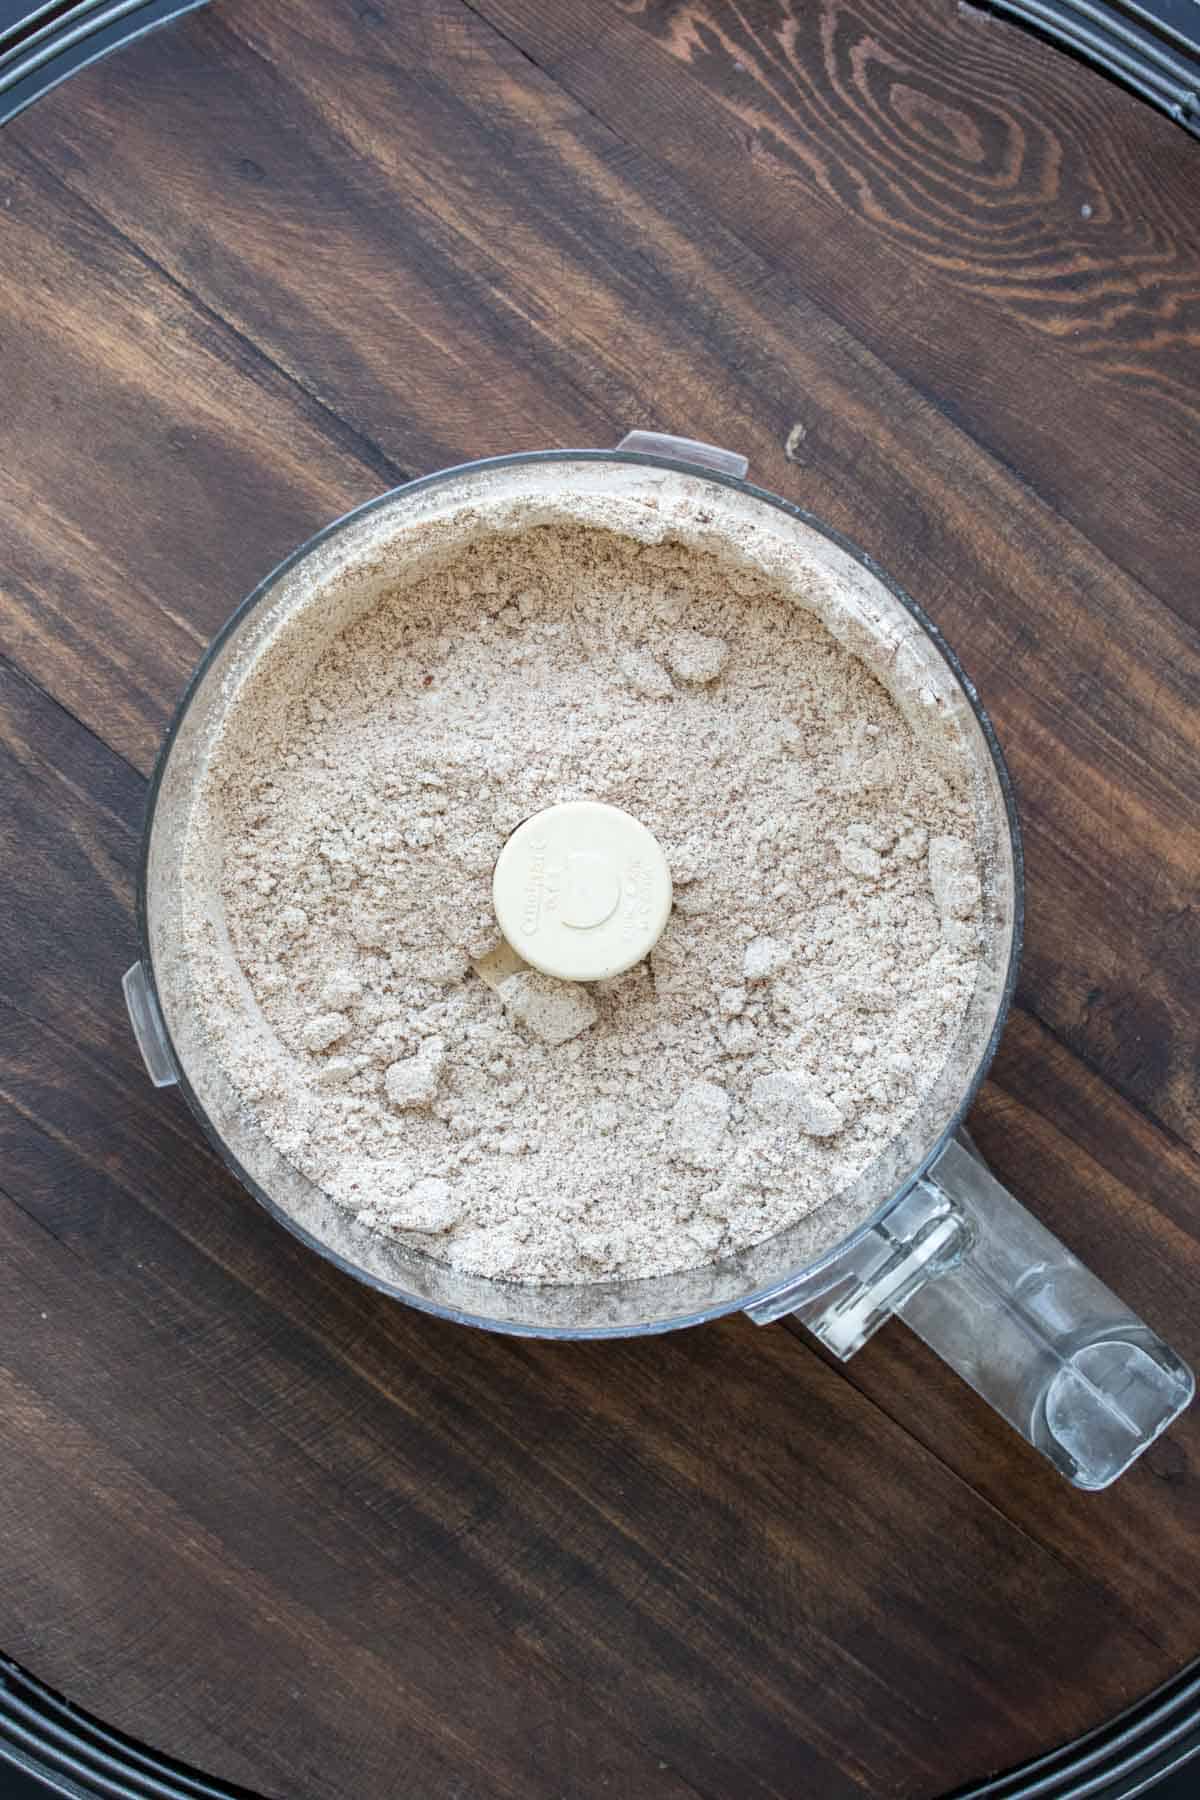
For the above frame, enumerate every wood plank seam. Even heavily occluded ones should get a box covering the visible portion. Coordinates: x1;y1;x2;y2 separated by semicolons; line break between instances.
10;136;417;496
1011;996;1200;1215
0;647;146;788
778;1315;1180;1660
0;1175;73;1257
211;9;653;456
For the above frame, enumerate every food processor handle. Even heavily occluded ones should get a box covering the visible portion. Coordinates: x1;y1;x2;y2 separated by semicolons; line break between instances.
749;1135;1193;1489
123;961;179;1088
614;430;749;481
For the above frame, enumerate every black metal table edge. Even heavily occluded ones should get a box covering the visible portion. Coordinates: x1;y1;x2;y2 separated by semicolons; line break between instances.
2;0;1197;137
2;1653;1199;1799
979;0;1200;137
0;0;208;126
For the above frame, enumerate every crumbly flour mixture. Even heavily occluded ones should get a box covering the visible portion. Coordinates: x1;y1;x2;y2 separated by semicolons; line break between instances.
189;518;984;1284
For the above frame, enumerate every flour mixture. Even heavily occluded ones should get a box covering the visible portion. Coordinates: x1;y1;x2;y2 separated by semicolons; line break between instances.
184;514;984;1283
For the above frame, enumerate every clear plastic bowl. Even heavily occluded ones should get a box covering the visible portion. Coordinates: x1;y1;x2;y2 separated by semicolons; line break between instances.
124;433;1192;1487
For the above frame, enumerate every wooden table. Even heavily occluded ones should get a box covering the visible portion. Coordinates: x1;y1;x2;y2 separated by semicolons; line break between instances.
2;4;1199;1796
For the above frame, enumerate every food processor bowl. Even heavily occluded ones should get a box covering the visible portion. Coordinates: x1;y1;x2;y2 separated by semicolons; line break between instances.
124;431;1192;1488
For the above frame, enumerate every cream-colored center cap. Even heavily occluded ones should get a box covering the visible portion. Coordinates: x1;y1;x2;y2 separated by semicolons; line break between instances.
492;801;673;982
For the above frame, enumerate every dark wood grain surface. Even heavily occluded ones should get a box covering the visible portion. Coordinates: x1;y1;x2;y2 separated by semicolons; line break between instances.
1;4;1199;1796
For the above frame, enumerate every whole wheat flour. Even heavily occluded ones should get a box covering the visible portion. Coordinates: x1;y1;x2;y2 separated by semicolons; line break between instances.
187;518;984;1284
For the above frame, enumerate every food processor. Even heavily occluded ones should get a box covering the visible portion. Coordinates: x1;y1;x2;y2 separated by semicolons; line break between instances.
123;430;1193;1489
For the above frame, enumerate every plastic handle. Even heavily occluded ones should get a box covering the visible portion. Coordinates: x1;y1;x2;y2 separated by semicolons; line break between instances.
752;1134;1194;1489
122;961;179;1088
615;430;749;481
